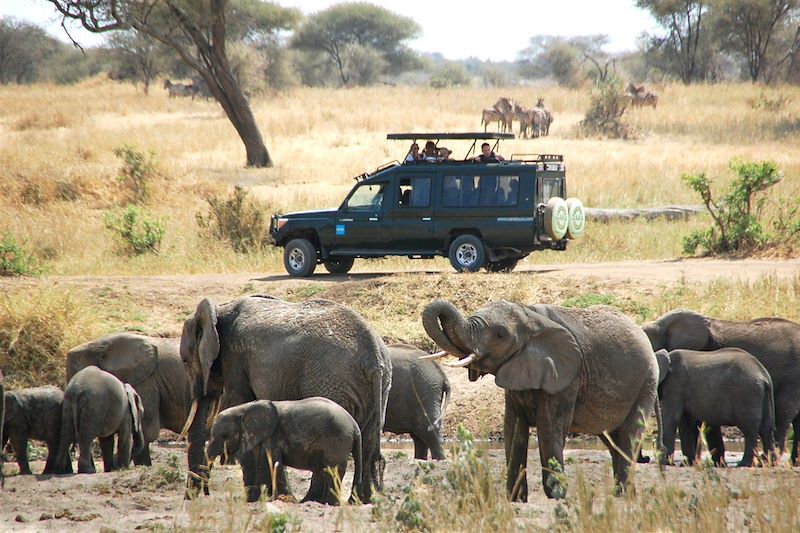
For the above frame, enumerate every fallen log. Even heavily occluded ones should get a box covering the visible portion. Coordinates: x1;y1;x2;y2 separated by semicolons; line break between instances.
584;205;704;223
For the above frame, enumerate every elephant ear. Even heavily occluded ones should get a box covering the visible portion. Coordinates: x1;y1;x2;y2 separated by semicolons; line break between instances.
99;333;159;386
495;310;581;394
125;384;145;452
666;310;711;351
654;349;671;385
241;401;279;454
182;298;220;396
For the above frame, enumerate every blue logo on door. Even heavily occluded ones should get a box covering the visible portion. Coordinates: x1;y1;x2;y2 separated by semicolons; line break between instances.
336;224;345;235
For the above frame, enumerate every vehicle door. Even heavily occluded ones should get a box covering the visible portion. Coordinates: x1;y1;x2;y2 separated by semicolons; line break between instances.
333;180;389;251
387;175;436;251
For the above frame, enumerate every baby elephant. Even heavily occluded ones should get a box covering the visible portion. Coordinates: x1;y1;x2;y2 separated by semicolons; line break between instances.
53;366;145;474
656;348;776;467
3;386;63;475
384;344;451;460
206;398;362;505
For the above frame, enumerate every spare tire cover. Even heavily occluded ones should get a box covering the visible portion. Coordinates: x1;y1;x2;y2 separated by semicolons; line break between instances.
544;197;569;240
565;198;586;238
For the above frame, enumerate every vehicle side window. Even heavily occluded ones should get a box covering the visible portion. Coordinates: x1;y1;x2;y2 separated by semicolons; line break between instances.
541;177;561;203
398;177;432;208
443;175;519;207
345;182;386;210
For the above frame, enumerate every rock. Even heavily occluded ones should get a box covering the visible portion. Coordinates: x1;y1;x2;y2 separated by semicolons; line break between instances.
39;512;54;521
15;514;28;523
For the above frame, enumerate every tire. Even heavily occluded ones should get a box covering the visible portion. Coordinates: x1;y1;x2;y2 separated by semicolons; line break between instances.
323;257;354;275
565;197;586;238
543;197;569;240
283;238;317;277
448;235;486;272
486;258;519;273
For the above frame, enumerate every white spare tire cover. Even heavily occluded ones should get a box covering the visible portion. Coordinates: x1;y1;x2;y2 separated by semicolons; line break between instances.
544;197;569;240
565;198;586;238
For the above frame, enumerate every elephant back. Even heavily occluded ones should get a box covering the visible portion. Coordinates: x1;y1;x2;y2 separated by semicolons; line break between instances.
67;332;160;386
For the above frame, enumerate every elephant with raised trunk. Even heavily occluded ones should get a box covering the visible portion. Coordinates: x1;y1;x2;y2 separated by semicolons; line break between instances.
644;310;800;464
423;300;660;500
66;332;191;466
180;294;391;503
384;344;451;460
206;398;363;505
655;348;776;467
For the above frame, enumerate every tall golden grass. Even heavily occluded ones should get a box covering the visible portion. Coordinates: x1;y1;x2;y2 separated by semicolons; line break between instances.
1;78;798;275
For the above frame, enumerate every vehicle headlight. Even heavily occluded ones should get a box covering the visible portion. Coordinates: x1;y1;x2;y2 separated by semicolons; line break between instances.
275;218;289;231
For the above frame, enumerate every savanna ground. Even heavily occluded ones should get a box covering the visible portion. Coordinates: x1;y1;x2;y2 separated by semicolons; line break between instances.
1;80;800;531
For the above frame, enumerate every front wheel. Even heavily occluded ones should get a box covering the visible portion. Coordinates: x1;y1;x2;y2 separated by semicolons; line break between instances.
283;238;317;277
448;235;486;272
486;258;519;272
323;257;354;274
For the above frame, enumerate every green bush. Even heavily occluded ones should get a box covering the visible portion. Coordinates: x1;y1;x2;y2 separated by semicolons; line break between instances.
196;185;271;253
104;205;166;255
113;144;160;204
430;64;472;88
682;159;784;255
0;234;40;277
579;77;632;139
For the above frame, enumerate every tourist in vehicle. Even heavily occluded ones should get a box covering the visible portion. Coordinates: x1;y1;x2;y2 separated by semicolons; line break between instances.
422;141;438;161
438;147;453;161
405;143;420;162
473;142;505;162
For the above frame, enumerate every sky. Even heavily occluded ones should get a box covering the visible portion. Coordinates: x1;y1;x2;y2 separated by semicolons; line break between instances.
1;0;659;61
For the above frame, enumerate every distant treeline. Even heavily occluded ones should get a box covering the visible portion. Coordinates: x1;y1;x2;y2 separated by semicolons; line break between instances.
2;0;799;90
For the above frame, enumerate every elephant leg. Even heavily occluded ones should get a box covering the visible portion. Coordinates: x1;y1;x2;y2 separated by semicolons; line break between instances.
186;396;214;498
132;444;152;466
10;435;32;475
771;390;795;458
790;415;800;466
704;425;725;467
506;410;529;502
534;397;571;500
738;430;757;467
99;435;116;472
660;410;680;466
412;436;429;460
43;442;58;475
427;431;446;461
358;430;380;502
116;424;133;469
678;418;699;466
77;436;97;474
241;449;265;503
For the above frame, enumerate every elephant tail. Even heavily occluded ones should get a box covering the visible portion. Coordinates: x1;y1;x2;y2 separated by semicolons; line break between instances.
53;396;77;474
350;427;363;503
760;378;776;459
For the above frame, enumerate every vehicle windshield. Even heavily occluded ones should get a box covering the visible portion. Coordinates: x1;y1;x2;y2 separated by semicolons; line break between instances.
344;183;386;210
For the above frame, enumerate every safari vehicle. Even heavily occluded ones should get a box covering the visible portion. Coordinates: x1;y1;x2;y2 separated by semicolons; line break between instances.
269;132;585;277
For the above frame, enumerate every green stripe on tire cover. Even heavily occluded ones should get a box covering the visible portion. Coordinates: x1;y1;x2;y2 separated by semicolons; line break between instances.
566;198;585;238
545;198;568;239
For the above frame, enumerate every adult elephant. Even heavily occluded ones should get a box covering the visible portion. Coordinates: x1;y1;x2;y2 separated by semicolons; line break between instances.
423;300;659;500
643;310;800;464
66;332;191;466
180;294;391;503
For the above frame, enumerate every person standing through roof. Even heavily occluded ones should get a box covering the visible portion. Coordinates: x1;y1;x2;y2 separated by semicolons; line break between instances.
422;141;438;161
405;143;420;162
438;147;453;161
473;142;505;162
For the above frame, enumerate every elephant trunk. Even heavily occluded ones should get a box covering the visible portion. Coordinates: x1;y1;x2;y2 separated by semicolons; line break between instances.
422;300;473;358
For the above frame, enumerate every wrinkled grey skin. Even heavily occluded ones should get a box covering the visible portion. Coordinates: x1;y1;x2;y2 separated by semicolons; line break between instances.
644;309;800;464
655;348;776;467
53;366;145;474
423;300;659;500
206;398;363;505
66;332;191;467
2;386;63;475
384;344;451;460
181;295;391;503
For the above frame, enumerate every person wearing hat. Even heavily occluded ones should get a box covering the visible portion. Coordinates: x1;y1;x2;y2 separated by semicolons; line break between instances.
438;147;453;161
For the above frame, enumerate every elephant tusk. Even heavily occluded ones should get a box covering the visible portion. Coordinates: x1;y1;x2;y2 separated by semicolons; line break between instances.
419;350;447;360
443;353;477;367
181;400;199;439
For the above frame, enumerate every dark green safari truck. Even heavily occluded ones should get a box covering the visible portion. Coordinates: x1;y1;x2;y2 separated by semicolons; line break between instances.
269;132;585;277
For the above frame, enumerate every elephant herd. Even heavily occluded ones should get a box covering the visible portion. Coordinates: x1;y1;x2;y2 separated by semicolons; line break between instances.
2;294;800;504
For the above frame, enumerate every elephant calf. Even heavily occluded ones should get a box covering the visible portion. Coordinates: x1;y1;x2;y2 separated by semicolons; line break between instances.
2;386;63;475
656;348;776;467
53;366;145;474
206;398;363;505
384;344;450;460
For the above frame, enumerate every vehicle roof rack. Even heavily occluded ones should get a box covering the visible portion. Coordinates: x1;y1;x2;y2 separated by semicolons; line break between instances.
387;132;515;140
509;154;564;162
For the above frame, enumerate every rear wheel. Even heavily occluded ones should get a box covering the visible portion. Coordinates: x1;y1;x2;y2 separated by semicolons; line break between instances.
486;258;519;272
323;257;354;274
283;238;317;277
448;235;486;272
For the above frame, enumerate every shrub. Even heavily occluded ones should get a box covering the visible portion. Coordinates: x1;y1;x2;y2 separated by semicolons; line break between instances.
104;205;166;255
0;234;40;277
113;144;160;204
430;64;472;88
579;77;632;139
196;186;271;253
682;159;784;255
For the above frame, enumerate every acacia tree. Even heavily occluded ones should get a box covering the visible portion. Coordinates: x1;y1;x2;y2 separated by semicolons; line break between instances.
292;2;420;86
46;0;297;167
636;0;709;84
106;30;163;94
